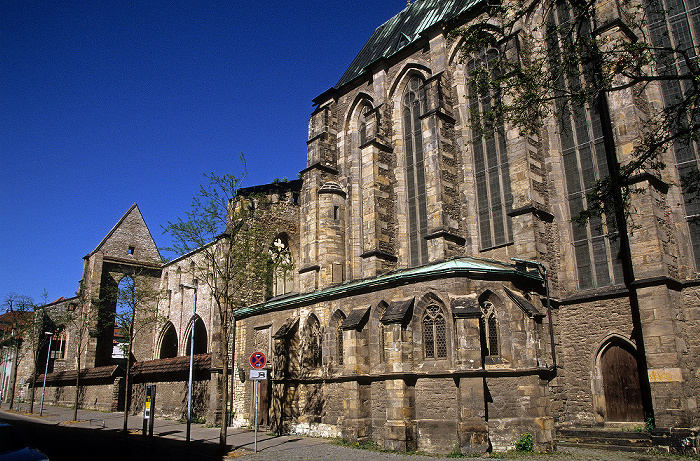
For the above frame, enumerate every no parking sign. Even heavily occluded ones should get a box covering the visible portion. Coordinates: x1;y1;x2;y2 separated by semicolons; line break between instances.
250;351;267;369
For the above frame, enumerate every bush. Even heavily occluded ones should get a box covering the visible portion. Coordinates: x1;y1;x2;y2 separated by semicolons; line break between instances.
515;433;534;452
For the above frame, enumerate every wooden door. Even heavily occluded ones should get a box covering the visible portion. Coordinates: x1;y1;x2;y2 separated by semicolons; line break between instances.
601;345;644;422
258;376;270;427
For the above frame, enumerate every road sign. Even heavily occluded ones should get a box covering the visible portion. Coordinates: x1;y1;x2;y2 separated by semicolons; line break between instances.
250;351;267;369
249;369;268;380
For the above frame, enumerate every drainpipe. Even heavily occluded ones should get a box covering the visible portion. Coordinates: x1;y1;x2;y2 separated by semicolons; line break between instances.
511;258;556;372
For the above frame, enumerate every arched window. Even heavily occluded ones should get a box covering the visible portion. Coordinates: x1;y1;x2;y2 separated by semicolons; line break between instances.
547;1;623;289
359;104;371;146
302;314;322;369
481;301;499;357
467;49;513;249
644;0;700;269
329;311;346;367
269;235;293;298
159;322;178;359
423;304;447;359
403;76;429;267
50;326;66;360
185;316;207;355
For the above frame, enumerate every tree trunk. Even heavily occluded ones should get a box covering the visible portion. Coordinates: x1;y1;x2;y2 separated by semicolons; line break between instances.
123;318;135;433
219;322;229;448
123;354;132;432
73;355;81;421
8;344;19;409
29;370;37;413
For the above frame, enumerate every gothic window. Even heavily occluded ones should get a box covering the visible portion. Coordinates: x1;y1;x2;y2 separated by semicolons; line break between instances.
481;301;499;356
403;76;429;266
547;2;624;289
336;321;344;366
423;304;447;359
645;0;700;268
359;104;371;146
269;235;293;298
303;314;322;369
379;323;386;363
329;311;346;366
467;49;514;249
159;322;178;359
50;327;66;360
185;315;207;355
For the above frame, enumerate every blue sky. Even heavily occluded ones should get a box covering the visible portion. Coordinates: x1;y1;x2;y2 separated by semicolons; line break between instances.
1;1;406;304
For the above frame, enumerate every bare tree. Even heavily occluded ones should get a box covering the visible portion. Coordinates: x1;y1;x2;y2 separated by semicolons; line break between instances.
109;271;163;432
0;293;35;409
163;163;276;448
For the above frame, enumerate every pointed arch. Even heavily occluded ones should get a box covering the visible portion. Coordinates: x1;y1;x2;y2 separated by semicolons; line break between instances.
415;293;449;360
301;313;322;369
478;291;504;358
593;336;645;422
158;321;178;359
344;92;375;132
185;314;207;355
388;63;432;100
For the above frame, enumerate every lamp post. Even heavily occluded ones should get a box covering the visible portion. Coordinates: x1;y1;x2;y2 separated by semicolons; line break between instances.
39;331;53;416
180;282;197;443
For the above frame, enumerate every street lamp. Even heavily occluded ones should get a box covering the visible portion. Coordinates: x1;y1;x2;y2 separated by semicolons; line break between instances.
39;331;53;416
180;282;197;443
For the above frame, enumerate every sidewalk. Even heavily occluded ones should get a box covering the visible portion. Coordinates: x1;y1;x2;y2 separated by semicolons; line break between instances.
1;403;695;460
1;402;325;458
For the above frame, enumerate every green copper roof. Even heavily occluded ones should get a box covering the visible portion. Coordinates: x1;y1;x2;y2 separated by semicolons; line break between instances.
334;0;483;90
234;257;542;319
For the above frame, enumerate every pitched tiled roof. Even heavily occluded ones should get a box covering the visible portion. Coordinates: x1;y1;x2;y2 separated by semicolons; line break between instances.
36;365;122;385
130;353;211;377
334;0;483;90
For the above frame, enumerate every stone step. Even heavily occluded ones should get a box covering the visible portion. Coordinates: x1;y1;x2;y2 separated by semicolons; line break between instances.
557;428;653;452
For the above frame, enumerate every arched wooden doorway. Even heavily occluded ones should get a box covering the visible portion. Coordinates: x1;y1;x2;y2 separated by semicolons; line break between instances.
600;343;644;422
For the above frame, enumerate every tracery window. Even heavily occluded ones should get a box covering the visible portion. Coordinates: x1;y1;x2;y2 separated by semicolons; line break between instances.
423;304;447;359
547;2;624;289
269;235;293;298
403;76;429;266
481;301;499;356
467;49;513;249
645;0;700;268
302;315;322;369
336;321;344;366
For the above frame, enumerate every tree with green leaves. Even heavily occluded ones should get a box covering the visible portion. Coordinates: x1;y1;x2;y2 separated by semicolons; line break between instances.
163;162;277;448
450;0;699;234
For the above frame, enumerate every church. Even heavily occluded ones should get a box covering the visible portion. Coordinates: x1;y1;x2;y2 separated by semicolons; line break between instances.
15;0;700;454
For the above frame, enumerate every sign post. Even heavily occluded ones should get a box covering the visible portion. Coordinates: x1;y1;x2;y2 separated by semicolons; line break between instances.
249;352;267;453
